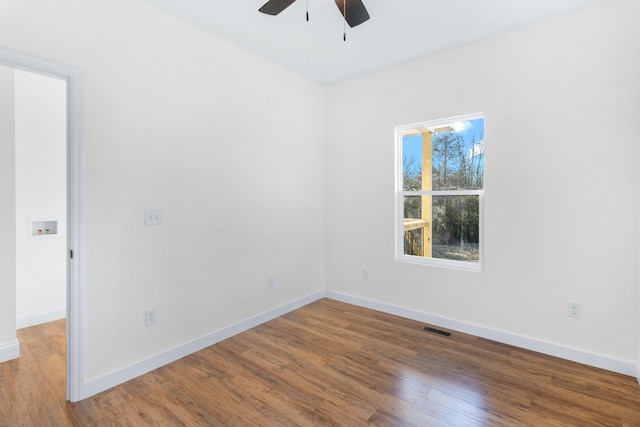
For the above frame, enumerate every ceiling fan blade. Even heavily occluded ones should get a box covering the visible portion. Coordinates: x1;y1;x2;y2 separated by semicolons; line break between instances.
334;0;370;27
259;0;297;16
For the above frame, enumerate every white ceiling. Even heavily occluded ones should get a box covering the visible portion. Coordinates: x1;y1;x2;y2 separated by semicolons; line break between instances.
144;0;608;85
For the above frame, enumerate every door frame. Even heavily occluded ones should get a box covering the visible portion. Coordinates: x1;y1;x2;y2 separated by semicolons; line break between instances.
0;46;84;402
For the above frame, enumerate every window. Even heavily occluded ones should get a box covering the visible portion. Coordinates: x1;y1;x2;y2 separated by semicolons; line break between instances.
396;114;484;270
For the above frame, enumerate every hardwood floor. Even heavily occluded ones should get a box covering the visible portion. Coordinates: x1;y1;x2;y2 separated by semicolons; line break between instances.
1;298;639;426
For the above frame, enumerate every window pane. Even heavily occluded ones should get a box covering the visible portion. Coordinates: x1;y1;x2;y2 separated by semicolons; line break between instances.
402;119;484;192
403;195;480;263
402;135;422;191
432;195;480;263
403;196;425;256
432;119;484;190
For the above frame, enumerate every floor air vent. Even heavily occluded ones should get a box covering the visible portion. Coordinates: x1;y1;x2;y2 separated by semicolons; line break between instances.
423;326;452;337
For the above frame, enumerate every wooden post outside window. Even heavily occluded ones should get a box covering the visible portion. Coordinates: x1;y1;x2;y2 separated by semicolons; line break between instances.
421;130;432;258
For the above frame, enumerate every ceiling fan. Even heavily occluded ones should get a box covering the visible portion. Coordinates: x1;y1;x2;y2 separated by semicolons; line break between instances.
259;0;370;28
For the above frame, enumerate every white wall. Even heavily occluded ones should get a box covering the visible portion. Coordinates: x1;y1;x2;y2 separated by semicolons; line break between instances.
0;0;637;395
325;0;640;370
0;0;326;383
15;69;67;325
0;66;17;360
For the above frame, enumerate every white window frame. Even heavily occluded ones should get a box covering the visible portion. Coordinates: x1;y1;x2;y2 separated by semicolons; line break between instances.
395;113;484;271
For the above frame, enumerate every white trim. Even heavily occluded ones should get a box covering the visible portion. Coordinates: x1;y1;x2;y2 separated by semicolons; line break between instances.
16;305;66;329
83;291;325;399
396;252;484;272
0;340;20;363
65;52;85;403
396;113;485;135
325;290;638;378
400;190;484;197
0;45;84;403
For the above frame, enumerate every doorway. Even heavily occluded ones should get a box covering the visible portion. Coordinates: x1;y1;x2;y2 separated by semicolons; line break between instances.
13;69;67;330
0;47;83;402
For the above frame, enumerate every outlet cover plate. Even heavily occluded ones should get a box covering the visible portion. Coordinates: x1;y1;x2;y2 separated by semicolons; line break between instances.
568;301;583;319
145;307;158;326
144;208;163;226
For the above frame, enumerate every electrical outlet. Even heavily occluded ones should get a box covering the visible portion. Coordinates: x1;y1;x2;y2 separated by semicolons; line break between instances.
568;301;582;319
268;276;275;289
361;268;369;280
144;208;163;226
145;307;158;326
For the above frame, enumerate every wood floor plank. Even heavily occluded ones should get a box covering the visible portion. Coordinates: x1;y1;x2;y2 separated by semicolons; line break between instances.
1;299;640;426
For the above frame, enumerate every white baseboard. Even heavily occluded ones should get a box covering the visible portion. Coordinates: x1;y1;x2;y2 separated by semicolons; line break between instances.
80;289;637;400
325;290;638;378
83;290;325;399
16;305;66;329
0;340;20;363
